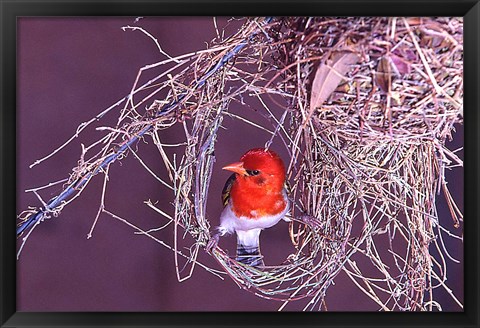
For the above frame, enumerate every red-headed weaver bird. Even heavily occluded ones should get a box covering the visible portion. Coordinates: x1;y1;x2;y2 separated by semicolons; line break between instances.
209;148;290;267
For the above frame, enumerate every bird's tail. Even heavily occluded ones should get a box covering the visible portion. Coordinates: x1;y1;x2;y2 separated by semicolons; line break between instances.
236;229;264;267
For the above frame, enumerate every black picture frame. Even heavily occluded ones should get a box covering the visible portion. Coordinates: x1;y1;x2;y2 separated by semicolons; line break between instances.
1;0;478;327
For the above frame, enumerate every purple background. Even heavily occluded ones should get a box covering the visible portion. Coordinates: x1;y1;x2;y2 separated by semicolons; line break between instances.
17;17;464;311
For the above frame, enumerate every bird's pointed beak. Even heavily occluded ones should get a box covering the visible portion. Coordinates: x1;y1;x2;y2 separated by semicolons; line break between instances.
222;161;247;176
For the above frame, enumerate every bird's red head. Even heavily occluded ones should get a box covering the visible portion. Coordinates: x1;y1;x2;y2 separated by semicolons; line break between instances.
222;148;286;193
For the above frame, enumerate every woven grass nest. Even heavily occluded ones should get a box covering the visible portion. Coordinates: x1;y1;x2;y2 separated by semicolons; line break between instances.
18;17;463;311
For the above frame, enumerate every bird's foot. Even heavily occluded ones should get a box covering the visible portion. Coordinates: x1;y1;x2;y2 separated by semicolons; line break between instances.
301;214;322;228
206;231;220;254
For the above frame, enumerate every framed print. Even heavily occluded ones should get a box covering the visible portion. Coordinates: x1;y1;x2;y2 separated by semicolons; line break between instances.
1;1;479;327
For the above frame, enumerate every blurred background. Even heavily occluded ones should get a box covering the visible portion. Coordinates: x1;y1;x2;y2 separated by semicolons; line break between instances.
17;17;463;311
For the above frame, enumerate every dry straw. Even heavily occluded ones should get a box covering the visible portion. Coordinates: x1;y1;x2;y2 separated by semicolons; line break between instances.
18;17;463;311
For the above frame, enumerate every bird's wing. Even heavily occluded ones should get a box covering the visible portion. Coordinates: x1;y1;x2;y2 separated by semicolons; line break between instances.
221;173;236;207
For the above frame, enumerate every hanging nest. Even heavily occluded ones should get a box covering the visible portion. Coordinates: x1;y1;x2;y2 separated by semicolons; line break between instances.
170;17;463;310
18;17;463;311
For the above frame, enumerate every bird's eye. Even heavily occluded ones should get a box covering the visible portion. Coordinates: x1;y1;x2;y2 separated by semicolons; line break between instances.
246;169;260;176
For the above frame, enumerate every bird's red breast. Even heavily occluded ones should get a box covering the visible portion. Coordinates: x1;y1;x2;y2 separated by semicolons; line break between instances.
222;148;287;220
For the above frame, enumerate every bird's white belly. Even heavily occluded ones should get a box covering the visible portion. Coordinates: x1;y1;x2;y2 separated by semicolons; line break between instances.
218;192;290;235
